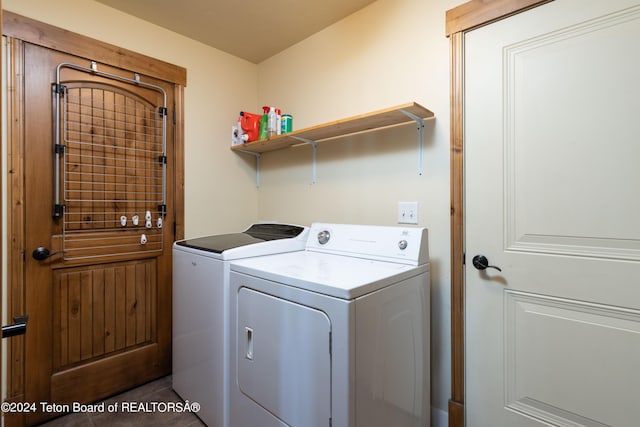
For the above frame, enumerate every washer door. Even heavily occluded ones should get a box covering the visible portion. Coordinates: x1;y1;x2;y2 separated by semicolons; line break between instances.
237;287;331;427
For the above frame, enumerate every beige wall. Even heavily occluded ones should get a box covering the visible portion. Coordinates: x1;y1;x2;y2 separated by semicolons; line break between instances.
3;0;459;418
256;0;459;414
3;0;260;238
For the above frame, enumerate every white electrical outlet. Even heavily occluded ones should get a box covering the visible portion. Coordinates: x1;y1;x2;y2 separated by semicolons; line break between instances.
398;202;419;224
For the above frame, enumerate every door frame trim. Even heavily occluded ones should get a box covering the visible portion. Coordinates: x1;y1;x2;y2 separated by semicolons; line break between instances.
2;11;186;86
2;13;186;423
445;1;552;426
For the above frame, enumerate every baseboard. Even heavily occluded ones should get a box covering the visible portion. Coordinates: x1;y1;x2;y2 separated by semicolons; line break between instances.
431;406;449;427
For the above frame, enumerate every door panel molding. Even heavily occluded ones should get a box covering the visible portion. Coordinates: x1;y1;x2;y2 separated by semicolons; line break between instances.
505;290;640;426
52;260;157;371
502;5;640;262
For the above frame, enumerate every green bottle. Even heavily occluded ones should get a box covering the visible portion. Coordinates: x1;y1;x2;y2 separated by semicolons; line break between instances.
259;106;269;140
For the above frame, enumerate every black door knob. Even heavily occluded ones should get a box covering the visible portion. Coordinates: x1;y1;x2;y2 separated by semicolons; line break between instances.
32;247;53;261
472;255;502;272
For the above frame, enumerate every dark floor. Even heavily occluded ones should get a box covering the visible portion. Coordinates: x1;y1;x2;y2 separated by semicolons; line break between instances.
39;376;205;427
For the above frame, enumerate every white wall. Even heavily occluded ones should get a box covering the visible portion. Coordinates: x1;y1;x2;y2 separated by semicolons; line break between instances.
256;0;460;415
3;0;260;238
3;0;461;419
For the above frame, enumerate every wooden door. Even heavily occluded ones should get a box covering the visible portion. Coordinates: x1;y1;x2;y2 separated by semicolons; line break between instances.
465;0;640;426
19;42;175;425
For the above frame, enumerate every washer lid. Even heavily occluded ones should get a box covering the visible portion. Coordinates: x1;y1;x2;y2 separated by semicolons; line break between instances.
175;223;306;254
231;251;429;299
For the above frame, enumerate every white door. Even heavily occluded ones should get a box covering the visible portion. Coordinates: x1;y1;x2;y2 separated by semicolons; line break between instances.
465;1;640;426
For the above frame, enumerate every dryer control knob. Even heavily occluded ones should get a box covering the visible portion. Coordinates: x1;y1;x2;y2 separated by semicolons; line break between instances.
398;240;408;250
318;230;330;245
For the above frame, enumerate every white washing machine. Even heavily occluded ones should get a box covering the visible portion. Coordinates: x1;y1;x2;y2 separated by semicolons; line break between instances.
172;223;309;427
228;223;430;427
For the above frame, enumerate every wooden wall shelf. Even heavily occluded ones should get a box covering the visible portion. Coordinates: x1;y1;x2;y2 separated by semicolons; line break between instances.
231;102;434;154
231;102;435;186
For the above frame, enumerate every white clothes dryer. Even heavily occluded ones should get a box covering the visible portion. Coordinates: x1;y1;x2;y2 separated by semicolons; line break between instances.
172;223;308;427
228;223;430;427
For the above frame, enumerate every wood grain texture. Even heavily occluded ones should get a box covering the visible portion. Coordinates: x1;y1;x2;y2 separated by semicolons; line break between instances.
173;85;185;242
52;260;156;370
2;11;187;86
232;102;434;154
5;37;27;427
51;344;162;405
4;18;183;422
59;84;166;259
449;31;465;412
446;0;552;36
448;400;465;427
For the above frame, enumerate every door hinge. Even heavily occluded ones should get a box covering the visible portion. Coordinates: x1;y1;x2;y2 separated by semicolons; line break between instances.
2;315;28;338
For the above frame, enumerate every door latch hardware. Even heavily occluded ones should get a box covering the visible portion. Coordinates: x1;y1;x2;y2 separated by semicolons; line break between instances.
2;315;28;338
472;255;502;272
32;247;63;261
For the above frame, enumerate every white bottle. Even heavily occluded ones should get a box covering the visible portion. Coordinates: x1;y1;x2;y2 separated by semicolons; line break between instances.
268;107;277;137
276;108;282;135
231;115;249;146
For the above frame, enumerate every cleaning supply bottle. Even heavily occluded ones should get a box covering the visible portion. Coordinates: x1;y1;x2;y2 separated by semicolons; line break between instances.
239;111;261;142
275;108;282;135
259;106;269;140
281;114;293;134
236;115;246;144
268;107;277;137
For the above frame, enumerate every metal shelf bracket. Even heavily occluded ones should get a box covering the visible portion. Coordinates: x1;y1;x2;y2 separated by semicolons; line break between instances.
236;150;262;187
290;136;318;184
400;109;426;175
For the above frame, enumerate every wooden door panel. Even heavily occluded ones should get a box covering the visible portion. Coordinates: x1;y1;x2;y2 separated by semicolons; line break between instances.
60;82;166;259
3;15;185;426
19;42;174;425
61;230;164;260
52;260;157;370
51;344;161;404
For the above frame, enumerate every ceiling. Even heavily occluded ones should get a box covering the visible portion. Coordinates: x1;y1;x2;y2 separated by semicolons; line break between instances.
95;0;378;63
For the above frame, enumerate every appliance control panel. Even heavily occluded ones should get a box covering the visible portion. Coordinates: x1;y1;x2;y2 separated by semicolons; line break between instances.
307;223;429;265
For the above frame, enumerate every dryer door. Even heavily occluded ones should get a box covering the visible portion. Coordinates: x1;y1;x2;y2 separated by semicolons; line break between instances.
237;287;331;427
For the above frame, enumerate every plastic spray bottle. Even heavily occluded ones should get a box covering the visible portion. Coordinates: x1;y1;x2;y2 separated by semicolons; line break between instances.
275;108;282;135
267;107;277;137
259;106;269;140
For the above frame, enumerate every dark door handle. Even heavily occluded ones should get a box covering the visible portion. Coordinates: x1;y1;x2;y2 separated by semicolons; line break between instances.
32;247;62;261
472;255;502;272
2;315;28;338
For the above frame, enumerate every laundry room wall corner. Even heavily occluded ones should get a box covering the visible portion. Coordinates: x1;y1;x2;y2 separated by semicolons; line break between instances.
256;0;463;420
